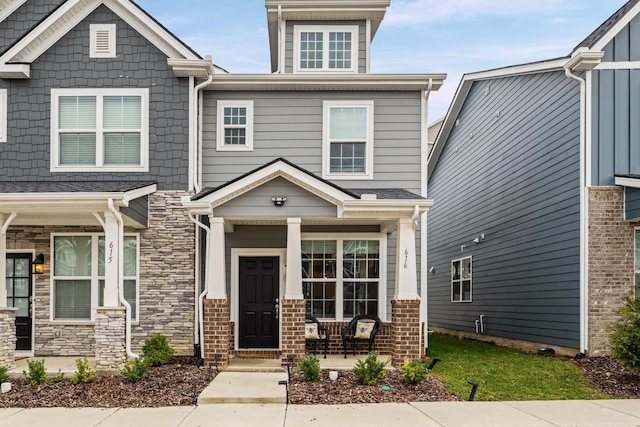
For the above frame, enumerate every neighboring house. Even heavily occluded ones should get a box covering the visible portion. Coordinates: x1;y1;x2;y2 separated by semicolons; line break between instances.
0;0;217;370
427;0;640;356
182;0;445;366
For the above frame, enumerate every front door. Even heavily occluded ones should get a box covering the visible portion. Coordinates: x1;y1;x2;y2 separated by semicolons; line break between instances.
6;253;33;351
238;256;279;349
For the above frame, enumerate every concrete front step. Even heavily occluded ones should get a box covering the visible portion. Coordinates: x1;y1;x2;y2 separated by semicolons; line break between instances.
197;372;288;404
225;358;287;373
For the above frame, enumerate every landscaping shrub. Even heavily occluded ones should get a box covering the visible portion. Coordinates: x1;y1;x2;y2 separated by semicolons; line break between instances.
298;353;321;382
353;351;389;385
401;359;429;384
608;290;640;372
0;365;8;383
72;357;97;385
142;334;175;367
121;357;149;383
23;359;48;386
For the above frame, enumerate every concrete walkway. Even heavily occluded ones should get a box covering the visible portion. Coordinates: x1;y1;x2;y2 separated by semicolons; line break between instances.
1;400;640;426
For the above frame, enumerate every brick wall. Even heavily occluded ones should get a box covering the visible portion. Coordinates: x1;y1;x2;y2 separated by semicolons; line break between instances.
588;187;636;356
281;299;305;361
94;307;126;372
391;300;421;367
203;299;230;366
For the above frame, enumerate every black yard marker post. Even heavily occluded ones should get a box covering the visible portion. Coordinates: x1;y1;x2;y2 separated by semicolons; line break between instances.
467;381;479;401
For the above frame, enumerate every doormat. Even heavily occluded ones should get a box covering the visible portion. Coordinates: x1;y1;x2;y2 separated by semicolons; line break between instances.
236;352;279;359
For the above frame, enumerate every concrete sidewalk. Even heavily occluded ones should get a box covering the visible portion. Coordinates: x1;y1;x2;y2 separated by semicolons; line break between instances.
1;400;640;426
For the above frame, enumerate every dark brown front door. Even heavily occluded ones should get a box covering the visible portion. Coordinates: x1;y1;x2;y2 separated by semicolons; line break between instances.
6;253;33;351
238;256;279;349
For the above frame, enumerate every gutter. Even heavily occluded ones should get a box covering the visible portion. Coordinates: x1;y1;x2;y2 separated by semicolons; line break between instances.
187;212;210;359
420;80;432;357
192;57;214;193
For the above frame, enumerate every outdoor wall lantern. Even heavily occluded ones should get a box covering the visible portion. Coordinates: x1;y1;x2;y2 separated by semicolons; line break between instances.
32;253;45;275
271;196;287;207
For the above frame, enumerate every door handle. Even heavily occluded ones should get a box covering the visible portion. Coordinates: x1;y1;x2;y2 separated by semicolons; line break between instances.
275;298;279;320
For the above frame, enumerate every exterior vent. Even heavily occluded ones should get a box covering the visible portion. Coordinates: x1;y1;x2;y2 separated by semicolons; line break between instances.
90;24;116;58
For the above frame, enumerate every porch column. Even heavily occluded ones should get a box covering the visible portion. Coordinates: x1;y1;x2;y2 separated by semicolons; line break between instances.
395;218;418;299
102;211;120;307
203;216;229;366
0;213;12;308
282;218;304;362
0;214;17;368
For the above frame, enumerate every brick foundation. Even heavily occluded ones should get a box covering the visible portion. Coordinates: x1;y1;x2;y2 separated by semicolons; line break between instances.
588;187;636;356
0;308;17;369
94;307;127;372
281;299;305;362
391;300;421;367
203;298;230;366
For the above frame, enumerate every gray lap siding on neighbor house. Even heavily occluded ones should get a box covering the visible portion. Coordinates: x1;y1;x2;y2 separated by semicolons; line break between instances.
0;5;190;191
427;71;582;348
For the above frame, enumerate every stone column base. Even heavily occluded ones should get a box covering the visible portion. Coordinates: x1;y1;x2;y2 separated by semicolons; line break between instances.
391;300;421;368
95;307;127;372
0;308;17;369
203;299;230;367
281;299;305;362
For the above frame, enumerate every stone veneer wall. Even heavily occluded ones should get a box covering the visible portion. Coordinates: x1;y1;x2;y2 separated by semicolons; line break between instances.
588;187;636;356
391;300;421;367
95;307;126;371
0;308;17;369
203;299;230;366
281;299;305;361
5;191;196;357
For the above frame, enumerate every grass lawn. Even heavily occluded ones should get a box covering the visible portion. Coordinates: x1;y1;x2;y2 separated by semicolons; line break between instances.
428;334;610;401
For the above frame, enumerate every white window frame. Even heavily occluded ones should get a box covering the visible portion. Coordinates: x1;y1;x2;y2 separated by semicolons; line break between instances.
90;24;116;58
50;233;140;323
216;100;254;152
50;88;149;172
301;233;387;321
294;25;359;73
451;256;473;303
0;89;6;143
322;100;374;180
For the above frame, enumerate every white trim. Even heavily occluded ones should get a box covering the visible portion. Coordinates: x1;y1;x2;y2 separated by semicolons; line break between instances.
322;100;374;180
586;71;593;187
90;24;116;58
6;248;36;355
230;248;286;351
0;89;6;143
365;19;371;74
0;0;27;23
450;255;472;303
293;25;359;74
615;176;640;188
595;61;640;70
50;88;149;173
216;100;254;152
591;2;640;52
301;232;387;321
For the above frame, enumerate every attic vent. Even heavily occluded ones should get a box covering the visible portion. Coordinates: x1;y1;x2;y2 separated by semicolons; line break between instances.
90;24;116;58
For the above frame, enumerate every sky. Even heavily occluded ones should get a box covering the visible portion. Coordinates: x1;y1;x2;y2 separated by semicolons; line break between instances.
136;0;629;120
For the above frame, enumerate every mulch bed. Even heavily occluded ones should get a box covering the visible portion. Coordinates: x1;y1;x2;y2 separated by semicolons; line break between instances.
572;356;640;399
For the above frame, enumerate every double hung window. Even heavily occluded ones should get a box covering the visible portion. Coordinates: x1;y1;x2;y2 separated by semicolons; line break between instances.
451;256;472;302
51;89;148;171
216;100;254;151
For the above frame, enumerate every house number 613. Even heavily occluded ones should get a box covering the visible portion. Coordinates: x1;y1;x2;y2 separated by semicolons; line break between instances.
108;242;114;263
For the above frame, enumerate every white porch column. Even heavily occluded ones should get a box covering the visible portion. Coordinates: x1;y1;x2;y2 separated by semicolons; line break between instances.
207;217;227;299
102;211;120;307
0;215;6;308
285;217;303;299
395;217;419;300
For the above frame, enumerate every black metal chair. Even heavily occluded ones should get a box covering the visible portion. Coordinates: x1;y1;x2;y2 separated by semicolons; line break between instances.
341;314;382;358
305;314;330;358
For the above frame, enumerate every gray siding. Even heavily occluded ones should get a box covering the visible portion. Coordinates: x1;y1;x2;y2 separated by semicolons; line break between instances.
0;5;191;190
121;196;149;227
285;21;367;74
202;90;423;193
591;13;640;186
0;0;63;51
625;187;640;220
427;71;582;348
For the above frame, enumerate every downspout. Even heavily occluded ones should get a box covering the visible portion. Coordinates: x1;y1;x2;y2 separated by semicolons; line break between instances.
192;60;214;193
108;198;137;359
420;80;432;356
187;212;210;357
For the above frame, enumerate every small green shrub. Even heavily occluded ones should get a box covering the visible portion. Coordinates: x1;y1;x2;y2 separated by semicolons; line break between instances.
49;370;64;384
72;357;97;385
23;359;48;386
401;359;429;384
298;353;321;382
121;357;149;383
353;351;389;385
0;366;8;383
142;334;175;367
608;290;640;372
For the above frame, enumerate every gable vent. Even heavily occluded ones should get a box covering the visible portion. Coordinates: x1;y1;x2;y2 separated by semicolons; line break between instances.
90;24;116;58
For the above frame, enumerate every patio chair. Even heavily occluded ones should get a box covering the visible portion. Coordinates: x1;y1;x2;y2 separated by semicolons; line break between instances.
305;314;330;358
341;314;382;358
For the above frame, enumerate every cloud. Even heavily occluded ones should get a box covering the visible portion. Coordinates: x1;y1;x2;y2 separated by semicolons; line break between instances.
385;0;576;25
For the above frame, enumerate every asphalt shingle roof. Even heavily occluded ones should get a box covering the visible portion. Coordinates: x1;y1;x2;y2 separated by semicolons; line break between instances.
0;181;155;194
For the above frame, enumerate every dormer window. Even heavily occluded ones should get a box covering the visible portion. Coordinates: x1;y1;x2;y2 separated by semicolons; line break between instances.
294;25;358;73
90;24;116;58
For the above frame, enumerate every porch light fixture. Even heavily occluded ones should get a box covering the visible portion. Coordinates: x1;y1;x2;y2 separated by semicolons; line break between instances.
32;253;44;275
272;196;287;207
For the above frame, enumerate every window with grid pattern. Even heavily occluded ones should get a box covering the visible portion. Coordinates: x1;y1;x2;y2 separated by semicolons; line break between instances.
217;100;253;151
295;26;358;73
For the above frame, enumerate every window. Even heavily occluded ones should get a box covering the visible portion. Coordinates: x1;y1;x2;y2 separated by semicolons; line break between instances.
323;100;374;179
216;100;254;151
0;89;6;143
90;24;116;58
451;256;472;302
302;235;385;320
294;25;359;73
52;234;139;321
50;89;148;172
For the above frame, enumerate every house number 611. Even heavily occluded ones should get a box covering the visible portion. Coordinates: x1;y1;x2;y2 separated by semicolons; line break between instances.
108;242;114;263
